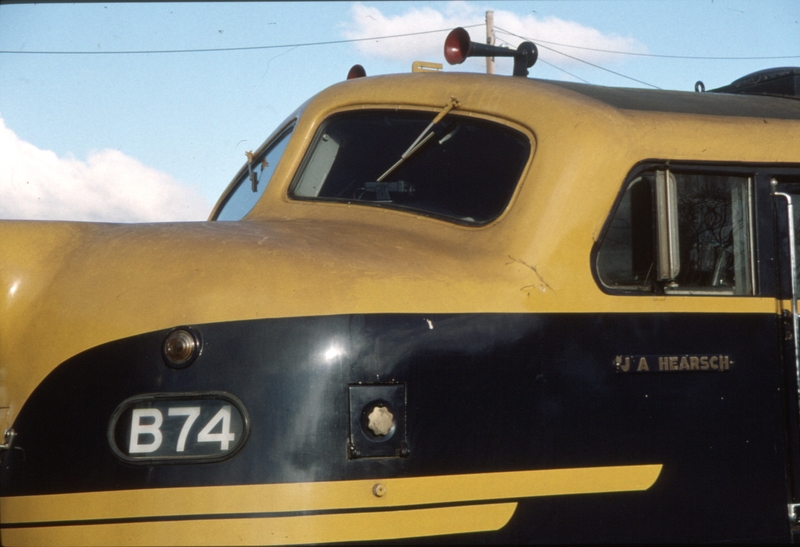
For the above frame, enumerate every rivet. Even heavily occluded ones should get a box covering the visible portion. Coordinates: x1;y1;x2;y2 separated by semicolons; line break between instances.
372;483;386;497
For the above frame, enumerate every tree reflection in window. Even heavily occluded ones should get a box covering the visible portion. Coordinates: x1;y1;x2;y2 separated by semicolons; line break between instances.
674;175;751;293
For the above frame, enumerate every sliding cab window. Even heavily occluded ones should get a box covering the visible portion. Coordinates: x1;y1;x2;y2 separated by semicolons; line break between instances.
214;128;293;221
596;169;755;295
288;111;530;225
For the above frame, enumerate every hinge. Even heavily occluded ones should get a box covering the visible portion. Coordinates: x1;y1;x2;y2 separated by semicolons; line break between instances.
0;428;15;452
784;309;795;340
789;503;800;525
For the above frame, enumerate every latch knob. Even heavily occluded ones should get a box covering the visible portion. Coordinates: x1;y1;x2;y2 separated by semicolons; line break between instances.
367;406;394;436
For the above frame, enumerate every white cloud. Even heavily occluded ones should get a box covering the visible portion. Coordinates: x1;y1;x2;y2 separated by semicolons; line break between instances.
342;1;646;71
342;3;456;63
0;117;210;222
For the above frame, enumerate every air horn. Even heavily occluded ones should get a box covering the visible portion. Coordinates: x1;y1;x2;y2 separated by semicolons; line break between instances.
443;27;537;77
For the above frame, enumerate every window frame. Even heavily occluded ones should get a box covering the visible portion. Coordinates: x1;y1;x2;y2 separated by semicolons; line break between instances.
286;108;534;227
211;122;295;221
592;161;772;297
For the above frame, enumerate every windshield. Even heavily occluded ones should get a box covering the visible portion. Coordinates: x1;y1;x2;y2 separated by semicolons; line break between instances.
214;128;293;221
290;111;530;225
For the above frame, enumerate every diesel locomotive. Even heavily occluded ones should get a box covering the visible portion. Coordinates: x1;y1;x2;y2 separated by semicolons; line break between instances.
2;28;800;544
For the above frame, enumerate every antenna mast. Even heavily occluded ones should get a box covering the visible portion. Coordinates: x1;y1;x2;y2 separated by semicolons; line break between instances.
486;11;495;75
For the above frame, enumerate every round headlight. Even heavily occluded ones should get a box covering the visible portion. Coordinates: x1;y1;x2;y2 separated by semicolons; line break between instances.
162;327;201;368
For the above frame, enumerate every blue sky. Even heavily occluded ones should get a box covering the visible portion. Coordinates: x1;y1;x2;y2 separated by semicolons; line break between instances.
1;1;798;221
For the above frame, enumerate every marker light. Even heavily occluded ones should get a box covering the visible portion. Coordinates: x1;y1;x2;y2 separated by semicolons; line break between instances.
444;27;471;65
162;327;201;368
347;64;367;80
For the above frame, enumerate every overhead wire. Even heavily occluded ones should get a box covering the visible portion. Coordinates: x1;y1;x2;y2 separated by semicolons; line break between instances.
4;20;794;63
495;26;661;89
4;14;793;90
0;24;484;55
494;36;590;84
0;18;652;89
534;58;592;84
526;37;800;60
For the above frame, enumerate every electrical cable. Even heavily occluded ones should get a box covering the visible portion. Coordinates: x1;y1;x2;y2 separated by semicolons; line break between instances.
495;36;590;84
536;58;592;84
5;20;794;62
496;26;660;89
530;37;800;60
0;24;483;55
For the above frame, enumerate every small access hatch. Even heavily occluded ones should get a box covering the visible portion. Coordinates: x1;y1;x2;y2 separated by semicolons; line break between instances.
347;384;408;459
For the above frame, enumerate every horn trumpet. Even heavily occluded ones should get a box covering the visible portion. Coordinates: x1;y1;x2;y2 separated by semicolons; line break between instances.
444;27;537;77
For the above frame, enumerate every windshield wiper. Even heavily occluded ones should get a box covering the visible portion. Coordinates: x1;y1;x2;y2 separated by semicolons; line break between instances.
376;96;460;183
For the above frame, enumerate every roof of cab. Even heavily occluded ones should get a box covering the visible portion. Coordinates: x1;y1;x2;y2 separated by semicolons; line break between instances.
547;79;800;120
327;70;800;122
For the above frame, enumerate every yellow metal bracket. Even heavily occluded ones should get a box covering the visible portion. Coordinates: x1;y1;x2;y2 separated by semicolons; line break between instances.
412;61;443;73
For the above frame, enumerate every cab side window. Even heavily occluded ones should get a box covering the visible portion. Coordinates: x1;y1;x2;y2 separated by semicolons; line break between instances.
215;128;293;221
596;169;755;295
595;175;656;291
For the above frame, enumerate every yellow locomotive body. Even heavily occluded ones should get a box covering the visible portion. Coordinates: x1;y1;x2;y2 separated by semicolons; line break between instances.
2;54;800;544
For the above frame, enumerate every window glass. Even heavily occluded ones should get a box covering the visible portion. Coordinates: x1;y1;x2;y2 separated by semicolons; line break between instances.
596;176;656;291
290;111;530;225
672;174;753;294
215;128;293;221
597;170;754;295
